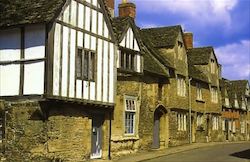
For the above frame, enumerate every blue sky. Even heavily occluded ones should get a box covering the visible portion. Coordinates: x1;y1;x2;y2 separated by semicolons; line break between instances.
115;0;250;81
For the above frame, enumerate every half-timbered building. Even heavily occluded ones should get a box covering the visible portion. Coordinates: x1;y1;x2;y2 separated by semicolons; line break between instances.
0;0;117;161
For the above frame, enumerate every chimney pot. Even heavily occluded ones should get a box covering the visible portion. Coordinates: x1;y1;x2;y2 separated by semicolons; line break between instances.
184;32;193;49
118;1;136;19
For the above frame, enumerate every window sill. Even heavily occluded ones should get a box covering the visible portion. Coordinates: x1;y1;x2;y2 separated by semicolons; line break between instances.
111;135;139;142
76;77;95;82
196;99;205;103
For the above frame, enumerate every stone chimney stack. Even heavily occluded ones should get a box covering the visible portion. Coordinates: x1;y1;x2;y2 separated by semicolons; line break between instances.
105;0;115;17
184;32;193;49
118;0;136;19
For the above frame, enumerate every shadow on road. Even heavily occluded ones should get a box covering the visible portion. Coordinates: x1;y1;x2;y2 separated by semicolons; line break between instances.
230;149;250;160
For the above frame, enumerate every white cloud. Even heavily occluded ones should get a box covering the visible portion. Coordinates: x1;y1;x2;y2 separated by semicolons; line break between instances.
135;0;238;29
215;40;250;80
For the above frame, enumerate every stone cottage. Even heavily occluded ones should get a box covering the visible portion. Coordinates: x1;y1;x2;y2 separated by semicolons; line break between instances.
221;80;249;141
187;46;223;142
141;25;190;146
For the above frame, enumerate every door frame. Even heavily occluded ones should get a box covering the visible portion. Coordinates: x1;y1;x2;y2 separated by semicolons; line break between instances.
90;115;104;159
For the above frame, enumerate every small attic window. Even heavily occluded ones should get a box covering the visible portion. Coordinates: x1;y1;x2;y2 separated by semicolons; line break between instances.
178;41;183;60
211;59;216;74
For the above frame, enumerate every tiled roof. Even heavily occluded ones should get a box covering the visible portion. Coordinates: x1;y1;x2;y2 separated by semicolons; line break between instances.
188;64;209;83
141;25;181;48
139;30;175;69
0;0;67;28
143;45;169;77
225;80;248;110
112;16;168;77
112;16;131;40
187;47;213;65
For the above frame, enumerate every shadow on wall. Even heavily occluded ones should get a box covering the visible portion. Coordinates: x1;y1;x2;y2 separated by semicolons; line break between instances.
230;149;250;160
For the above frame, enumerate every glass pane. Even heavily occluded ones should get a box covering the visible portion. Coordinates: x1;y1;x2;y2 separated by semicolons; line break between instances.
76;49;82;78
83;51;89;79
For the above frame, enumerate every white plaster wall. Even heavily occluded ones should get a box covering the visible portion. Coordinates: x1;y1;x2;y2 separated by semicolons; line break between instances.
53;23;61;96
0;29;21;96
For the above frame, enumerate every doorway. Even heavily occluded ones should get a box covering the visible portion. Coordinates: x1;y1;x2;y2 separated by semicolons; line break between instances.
225;119;229;140
152;107;167;149
91;115;104;159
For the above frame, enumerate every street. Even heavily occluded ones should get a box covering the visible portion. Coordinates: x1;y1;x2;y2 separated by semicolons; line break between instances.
142;143;250;162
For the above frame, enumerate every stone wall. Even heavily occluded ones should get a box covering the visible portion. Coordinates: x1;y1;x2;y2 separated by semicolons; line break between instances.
111;79;141;157
168;110;189;146
0;100;111;161
2;100;48;161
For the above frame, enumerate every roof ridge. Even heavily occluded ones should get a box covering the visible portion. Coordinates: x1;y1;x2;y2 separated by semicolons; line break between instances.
141;25;181;31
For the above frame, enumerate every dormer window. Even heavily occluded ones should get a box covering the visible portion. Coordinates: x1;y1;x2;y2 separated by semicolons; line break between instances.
225;89;230;107
196;83;202;100
242;96;246;109
119;50;139;72
211;87;218;103
178;41;183;60
211;59;216;74
234;94;239;108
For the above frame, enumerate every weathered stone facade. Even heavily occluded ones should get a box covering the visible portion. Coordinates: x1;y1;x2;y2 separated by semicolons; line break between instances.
0;100;111;161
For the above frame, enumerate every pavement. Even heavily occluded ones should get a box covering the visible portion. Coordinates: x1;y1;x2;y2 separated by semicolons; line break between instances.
90;141;250;162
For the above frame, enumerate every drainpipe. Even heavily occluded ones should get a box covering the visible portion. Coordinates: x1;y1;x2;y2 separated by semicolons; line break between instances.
108;111;112;160
188;78;192;144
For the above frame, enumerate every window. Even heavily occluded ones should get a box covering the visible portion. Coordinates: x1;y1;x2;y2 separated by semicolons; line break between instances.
211;59;216;74
177;41;183;60
197;114;203;128
196;83;202;100
234;94;239;108
177;76;186;97
232;120;236;133
158;84;163;101
125;97;136;135
76;48;95;81
212;116;219;130
241;121;245;133
225;98;230;107
242;97;246;109
120;50;136;71
211;87;218;103
222;119;225;131
177;113;187;131
228;120;232;131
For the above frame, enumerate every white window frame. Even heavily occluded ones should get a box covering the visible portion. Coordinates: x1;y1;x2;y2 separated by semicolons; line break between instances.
234;94;239;108
241;121;245;134
212;116;219;130
211;87;218;103
177;112;187;131
211;59;216;74
222;119;225;131
232;120;236;133
177;76;186;97
124;96;137;135
197;114;203;128
196;83;202;100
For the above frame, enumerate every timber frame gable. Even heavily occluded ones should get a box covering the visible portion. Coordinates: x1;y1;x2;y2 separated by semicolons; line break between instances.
113;17;144;75
0;0;118;106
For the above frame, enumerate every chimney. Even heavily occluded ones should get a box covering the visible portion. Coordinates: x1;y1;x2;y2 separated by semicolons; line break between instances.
119;0;136;19
105;0;115;17
184;32;193;49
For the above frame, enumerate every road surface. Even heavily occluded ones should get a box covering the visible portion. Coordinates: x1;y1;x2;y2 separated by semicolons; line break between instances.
142;143;250;162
